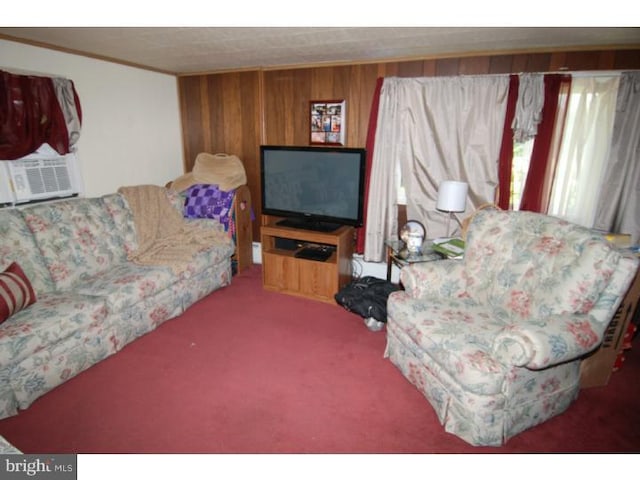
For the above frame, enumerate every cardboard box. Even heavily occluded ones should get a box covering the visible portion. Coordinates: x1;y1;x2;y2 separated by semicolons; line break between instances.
604;233;632;249
580;266;640;388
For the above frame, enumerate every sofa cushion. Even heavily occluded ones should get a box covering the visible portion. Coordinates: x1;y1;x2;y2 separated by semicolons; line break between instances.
177;239;235;279
22;197;127;290
75;262;178;313
0;262;36;324
0;208;56;295
102;193;138;257
0;292;108;368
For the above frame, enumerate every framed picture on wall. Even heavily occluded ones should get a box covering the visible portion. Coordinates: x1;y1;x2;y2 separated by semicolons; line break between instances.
310;100;346;145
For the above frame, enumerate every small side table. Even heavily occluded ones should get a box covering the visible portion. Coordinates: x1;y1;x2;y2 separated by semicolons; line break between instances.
385;239;445;282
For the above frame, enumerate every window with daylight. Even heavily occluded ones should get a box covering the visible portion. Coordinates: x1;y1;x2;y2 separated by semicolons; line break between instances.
511;75;620;226
510;138;534;210
546;76;619;227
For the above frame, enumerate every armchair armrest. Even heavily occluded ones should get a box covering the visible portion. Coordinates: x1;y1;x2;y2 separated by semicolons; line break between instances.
400;259;468;300
492;313;603;369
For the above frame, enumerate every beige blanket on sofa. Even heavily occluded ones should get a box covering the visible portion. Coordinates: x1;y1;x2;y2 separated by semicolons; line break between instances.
118;185;230;273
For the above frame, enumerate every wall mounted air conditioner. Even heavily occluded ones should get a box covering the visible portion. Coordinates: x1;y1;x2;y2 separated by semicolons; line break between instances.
0;144;84;206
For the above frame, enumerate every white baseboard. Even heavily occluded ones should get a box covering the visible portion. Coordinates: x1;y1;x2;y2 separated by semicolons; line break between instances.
353;254;401;283
251;242;399;282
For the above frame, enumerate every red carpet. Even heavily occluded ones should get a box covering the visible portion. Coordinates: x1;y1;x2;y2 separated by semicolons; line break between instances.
1;265;639;454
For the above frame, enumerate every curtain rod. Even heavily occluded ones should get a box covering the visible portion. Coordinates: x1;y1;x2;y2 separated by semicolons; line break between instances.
566;70;626;77
392;70;637;81
1;66;65;78
487;70;634;77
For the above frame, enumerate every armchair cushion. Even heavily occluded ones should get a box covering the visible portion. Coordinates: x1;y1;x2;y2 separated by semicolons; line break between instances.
464;211;620;320
387;293;508;395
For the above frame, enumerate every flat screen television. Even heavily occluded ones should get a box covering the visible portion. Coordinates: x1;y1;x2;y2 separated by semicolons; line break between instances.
260;145;367;232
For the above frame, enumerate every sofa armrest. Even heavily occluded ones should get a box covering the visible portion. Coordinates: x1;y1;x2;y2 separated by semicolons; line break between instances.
492;313;603;369
400;259;468;300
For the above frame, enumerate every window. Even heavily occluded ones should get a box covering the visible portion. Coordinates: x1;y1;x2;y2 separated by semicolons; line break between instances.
510;138;534;210
509;75;620;227
396;161;407;205
546;76;619;227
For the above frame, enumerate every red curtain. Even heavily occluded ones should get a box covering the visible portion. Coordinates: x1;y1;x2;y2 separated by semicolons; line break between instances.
518;74;571;213
0;70;71;160
496;75;519;210
355;77;384;254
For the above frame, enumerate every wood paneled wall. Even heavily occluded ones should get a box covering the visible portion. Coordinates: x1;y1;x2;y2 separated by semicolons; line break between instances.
178;48;640;241
179;71;263;203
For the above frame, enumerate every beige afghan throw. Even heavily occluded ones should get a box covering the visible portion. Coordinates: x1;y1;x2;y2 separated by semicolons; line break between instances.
118;185;230;273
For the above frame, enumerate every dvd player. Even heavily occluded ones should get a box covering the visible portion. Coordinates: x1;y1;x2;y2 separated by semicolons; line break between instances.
294;247;333;262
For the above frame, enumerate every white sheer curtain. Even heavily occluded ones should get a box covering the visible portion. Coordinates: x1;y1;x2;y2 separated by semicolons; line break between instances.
548;75;620;228
593;72;640;244
364;76;509;262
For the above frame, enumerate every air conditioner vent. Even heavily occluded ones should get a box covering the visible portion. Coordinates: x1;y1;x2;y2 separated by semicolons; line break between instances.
55;166;72;191
24;158;72;196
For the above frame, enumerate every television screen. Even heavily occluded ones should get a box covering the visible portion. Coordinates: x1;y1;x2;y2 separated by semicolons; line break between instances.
260;145;366;232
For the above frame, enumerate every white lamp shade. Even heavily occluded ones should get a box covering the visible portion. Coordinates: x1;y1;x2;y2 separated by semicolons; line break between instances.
436;181;468;212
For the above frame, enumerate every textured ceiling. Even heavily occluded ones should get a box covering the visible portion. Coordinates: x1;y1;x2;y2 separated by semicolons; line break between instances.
1;27;639;75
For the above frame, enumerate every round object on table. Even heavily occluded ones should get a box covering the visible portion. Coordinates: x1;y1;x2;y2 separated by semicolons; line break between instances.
399;220;426;255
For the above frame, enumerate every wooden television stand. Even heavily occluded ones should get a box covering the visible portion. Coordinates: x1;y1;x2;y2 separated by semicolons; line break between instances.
261;219;354;304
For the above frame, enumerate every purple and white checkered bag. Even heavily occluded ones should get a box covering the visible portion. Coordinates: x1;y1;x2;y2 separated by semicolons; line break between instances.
183;184;235;230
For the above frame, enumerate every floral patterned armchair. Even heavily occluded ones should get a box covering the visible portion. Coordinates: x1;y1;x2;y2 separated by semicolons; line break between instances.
385;209;639;446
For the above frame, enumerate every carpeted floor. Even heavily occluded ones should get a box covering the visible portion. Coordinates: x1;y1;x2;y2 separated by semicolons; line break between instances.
0;265;639;455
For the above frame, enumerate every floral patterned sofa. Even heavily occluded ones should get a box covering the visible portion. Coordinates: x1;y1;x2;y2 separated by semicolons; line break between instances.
385;209;639;446
0;189;234;420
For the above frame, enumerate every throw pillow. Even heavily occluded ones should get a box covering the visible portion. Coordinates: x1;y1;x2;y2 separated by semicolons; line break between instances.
0;262;37;324
183;184;235;230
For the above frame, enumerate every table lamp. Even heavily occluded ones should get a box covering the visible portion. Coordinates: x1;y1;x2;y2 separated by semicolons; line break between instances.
436;180;468;237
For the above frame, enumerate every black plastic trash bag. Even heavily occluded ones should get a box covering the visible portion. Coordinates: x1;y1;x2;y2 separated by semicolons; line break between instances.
334;276;401;327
